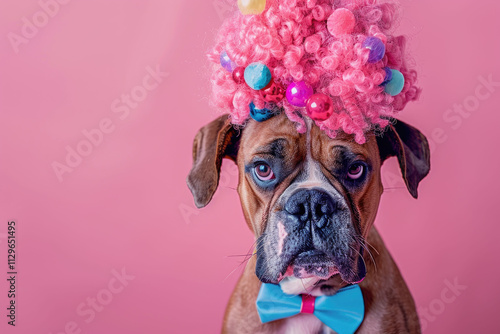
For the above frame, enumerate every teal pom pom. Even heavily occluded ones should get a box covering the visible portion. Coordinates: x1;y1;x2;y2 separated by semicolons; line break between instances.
384;69;405;96
244;63;272;90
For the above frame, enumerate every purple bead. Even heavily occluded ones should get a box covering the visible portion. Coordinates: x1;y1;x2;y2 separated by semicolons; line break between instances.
220;51;236;72
286;81;313;107
362;37;386;63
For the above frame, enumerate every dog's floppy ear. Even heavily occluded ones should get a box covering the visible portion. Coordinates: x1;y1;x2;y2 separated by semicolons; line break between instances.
187;114;240;208
376;119;431;199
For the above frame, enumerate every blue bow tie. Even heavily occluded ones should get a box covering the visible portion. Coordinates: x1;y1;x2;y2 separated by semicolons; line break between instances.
256;283;364;334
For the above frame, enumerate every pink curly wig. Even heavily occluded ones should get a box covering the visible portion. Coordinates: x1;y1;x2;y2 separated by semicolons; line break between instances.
208;0;420;144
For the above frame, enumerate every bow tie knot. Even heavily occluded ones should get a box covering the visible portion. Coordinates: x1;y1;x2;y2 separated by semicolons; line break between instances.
256;283;364;334
300;294;316;314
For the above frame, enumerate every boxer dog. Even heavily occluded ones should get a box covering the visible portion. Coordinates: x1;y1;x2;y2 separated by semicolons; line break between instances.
187;112;430;333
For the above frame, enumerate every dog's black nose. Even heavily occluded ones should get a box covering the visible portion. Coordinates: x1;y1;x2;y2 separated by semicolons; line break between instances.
285;189;335;229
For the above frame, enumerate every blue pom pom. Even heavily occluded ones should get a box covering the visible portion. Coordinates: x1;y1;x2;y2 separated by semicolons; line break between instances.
249;102;275;122
244;63;272;90
384;69;405;96
381;67;393;86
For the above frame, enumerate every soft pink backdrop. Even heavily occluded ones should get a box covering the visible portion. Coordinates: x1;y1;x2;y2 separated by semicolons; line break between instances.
0;1;499;333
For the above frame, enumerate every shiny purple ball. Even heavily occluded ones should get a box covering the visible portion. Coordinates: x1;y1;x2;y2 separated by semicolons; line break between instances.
362;37;386;63
286;81;313;107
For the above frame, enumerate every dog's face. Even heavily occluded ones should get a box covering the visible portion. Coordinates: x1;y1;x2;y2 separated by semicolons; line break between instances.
237;114;381;285
188;113;429;292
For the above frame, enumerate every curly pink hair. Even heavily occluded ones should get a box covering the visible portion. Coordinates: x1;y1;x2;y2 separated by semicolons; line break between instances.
207;0;420;144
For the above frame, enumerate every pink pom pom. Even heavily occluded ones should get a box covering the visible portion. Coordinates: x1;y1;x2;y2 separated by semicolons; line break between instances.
327;8;356;37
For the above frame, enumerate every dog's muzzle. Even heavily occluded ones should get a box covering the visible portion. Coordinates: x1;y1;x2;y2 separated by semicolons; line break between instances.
283;189;342;279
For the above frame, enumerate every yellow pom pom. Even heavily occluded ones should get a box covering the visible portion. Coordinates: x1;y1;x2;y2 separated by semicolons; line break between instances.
237;0;266;15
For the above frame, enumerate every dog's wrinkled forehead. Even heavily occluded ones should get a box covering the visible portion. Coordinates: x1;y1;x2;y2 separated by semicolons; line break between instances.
241;114;305;158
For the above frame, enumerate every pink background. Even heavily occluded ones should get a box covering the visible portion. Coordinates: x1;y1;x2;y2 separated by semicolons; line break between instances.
1;1;499;333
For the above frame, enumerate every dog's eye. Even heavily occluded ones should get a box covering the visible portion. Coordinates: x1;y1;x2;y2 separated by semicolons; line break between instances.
347;163;365;180
254;163;275;181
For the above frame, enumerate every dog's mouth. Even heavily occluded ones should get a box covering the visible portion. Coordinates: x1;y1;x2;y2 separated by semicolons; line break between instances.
277;250;339;282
